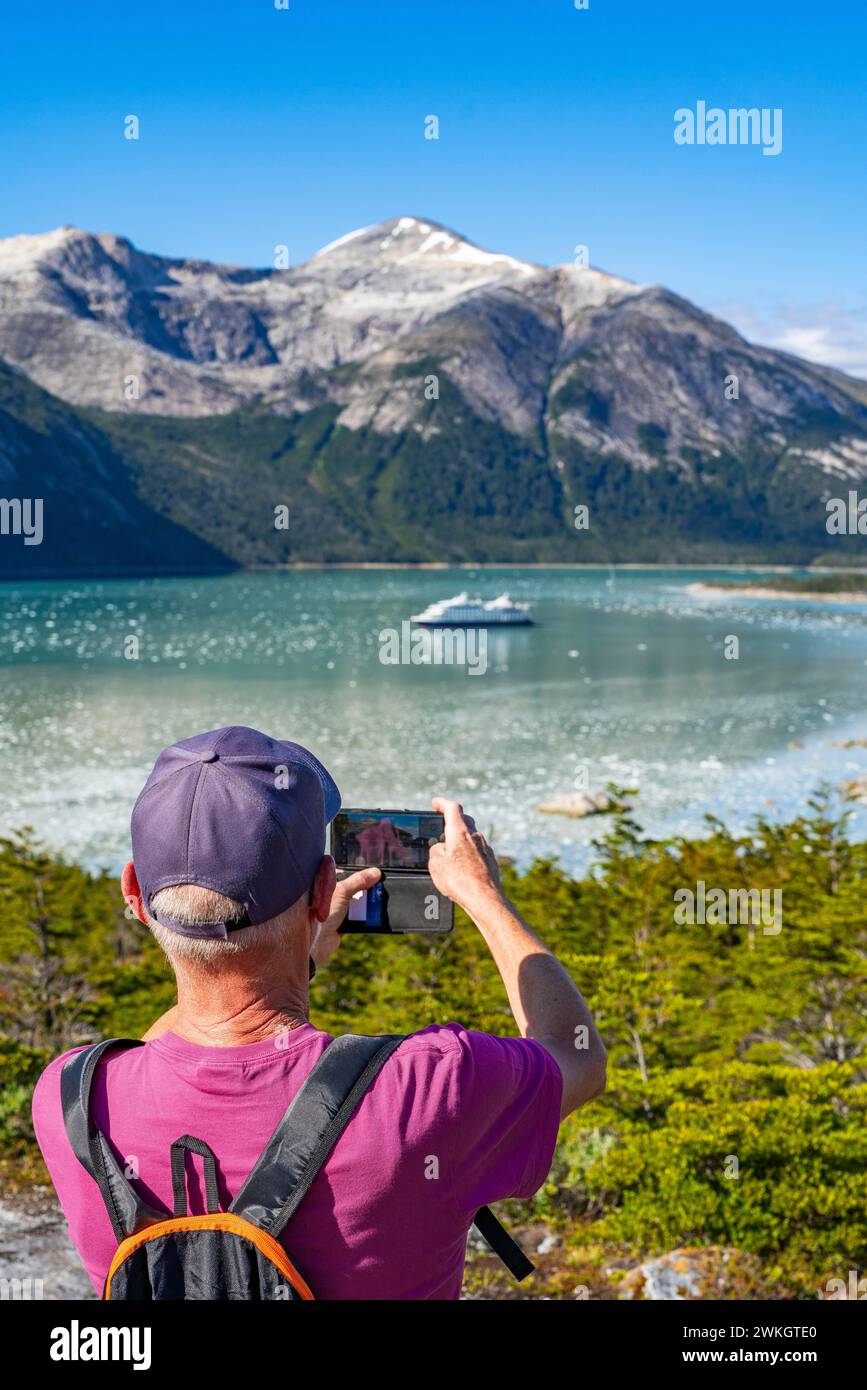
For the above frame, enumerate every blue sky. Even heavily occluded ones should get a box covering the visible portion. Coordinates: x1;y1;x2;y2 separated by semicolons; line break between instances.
2;0;866;373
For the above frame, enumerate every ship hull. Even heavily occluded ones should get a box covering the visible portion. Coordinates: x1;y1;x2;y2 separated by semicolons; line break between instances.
411;615;534;627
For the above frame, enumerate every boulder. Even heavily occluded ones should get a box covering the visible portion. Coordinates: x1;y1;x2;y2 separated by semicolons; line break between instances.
614;1247;758;1300
536;790;623;818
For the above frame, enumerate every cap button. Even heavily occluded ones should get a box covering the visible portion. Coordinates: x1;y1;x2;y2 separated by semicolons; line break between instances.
199;749;219;763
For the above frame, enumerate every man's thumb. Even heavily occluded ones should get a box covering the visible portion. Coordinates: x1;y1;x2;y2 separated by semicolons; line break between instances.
335;865;381;904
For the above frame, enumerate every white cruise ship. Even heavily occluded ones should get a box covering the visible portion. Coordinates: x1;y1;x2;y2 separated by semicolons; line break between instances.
410;592;533;627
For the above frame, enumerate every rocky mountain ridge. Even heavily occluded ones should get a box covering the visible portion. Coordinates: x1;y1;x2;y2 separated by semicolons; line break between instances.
2;215;866;574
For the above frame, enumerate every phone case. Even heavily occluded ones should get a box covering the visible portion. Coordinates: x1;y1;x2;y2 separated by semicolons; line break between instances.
337;870;454;935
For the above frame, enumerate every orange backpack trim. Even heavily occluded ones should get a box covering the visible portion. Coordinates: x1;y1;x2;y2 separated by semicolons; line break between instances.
102;1212;315;1300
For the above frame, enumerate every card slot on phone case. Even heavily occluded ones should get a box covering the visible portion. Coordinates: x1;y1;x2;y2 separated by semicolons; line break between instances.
338;870;453;935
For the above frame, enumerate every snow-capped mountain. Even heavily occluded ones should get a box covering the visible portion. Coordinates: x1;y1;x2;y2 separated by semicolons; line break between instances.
1;215;866;575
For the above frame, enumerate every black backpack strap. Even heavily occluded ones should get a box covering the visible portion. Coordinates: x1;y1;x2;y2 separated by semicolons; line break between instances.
473;1204;534;1282
170;1135;221;1216
230;1033;404;1236
60;1037;165;1242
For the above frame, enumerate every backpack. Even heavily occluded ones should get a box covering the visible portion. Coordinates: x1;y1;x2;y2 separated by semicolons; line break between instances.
61;1033;534;1300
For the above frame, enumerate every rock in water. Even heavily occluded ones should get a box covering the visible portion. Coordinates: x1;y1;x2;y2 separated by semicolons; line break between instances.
536;790;622;818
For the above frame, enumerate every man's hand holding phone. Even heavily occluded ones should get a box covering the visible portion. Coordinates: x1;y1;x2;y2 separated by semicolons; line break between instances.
314;865;381;963
328;800;498;934
427;797;502;916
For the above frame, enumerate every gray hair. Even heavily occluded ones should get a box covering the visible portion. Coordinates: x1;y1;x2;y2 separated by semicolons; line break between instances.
148;884;294;968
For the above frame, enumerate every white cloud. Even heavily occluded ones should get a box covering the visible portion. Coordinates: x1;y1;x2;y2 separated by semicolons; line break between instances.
708;300;867;380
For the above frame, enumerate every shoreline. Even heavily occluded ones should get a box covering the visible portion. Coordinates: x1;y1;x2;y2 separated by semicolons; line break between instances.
688;581;867;604
248;561;866;574
4;562;867;585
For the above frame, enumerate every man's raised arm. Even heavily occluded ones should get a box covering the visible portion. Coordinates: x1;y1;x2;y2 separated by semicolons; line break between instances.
428;797;607;1120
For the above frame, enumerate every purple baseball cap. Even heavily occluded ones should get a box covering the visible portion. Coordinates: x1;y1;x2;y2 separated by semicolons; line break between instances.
130;726;340;939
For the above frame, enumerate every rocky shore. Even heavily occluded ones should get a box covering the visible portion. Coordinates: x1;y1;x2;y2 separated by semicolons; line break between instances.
688;582;867;604
0;1188;95;1299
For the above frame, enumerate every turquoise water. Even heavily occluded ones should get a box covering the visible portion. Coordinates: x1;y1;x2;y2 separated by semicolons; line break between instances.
2;567;867;874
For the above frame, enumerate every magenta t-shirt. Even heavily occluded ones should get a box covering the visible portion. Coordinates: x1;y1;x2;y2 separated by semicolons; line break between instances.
32;1023;562;1300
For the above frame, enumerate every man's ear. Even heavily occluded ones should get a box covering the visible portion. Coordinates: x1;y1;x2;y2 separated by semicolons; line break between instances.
310;854;337;924
121;861;148;925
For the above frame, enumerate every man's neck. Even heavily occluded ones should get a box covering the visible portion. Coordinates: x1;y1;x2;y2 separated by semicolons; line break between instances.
169;968;310;1047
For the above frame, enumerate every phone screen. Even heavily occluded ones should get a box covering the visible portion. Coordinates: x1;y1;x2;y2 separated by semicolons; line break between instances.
331;810;444;870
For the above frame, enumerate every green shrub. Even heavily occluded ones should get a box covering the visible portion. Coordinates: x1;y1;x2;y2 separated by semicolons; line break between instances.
2;792;864;1295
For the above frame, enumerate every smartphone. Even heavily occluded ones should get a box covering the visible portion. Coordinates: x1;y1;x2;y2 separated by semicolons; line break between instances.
331;808;452;935
331;809;445;872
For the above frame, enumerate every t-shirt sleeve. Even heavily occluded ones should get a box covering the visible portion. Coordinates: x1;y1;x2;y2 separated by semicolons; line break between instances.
439;1024;563;1218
